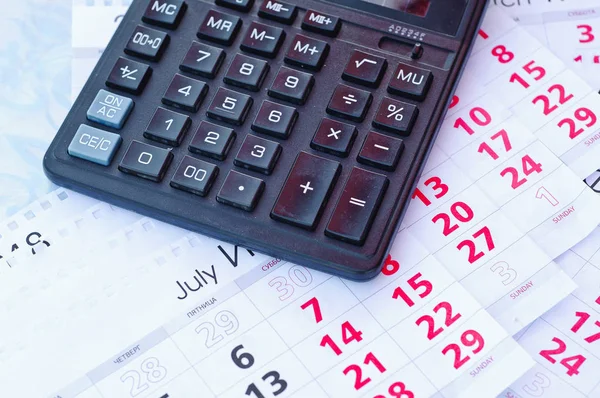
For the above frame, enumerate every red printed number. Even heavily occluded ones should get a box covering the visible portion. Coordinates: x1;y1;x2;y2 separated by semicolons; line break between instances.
432;202;474;236
558;107;597;140
491;45;514;64
539;337;586;376
457;226;495;264
412;176;449;206
374;382;414;398
392;272;433;307
578;24;595;44
301;297;322;323
442;330;485;369
509;60;546;89
454;107;492;135
416;301;462;340
532;84;574;116
478;129;512;160
320;321;363;356
571;311;600;343
382;254;400;276
343;352;386;390
500;155;543;189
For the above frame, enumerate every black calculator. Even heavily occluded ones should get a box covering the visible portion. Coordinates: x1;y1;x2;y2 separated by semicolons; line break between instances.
44;0;487;280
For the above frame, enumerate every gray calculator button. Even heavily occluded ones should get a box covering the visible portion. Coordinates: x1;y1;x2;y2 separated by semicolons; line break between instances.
67;124;122;166
86;89;134;129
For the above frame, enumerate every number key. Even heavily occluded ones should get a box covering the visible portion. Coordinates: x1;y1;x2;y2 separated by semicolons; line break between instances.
207;87;253;125
144;107;191;146
251;100;298;139
189;121;236;160
268;66;314;105
118;140;173;182
234;134;281;174
170;156;218;196
180;41;225;78
223;54;269;92
162;74;208;112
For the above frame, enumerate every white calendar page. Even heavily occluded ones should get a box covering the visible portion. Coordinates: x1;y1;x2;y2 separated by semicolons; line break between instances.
500;232;600;398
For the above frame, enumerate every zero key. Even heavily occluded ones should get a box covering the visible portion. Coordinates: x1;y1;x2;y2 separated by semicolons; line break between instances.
271;152;341;230
325;167;388;245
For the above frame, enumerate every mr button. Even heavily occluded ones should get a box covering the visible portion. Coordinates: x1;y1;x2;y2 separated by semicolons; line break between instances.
68;125;122;166
388;63;433;101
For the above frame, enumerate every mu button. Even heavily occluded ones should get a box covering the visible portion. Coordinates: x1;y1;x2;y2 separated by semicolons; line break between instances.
271;152;341;230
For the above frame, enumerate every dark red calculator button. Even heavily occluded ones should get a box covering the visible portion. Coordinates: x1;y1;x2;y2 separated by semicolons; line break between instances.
217;170;265;211
284;34;329;71
216;0;253;12
271;152;341;230
142;0;186;29
373;97;418;135
388;63;433;101
268;66;314;105
223;54;269;92
189;121;236;160
258;0;297;24
234;134;281;175
342;50;387;88
124;25;169;61
206;87;253;125
357;131;404;171
240;21;285;58
301;10;340;37
326;84;372;122
310;118;357;157
180;42;225;78
106;57;151;95
144;107;191;146
251;100;298;139
170;156;218;196
118;140;173;182
162;73;208;112
198;10;241;46
325;167;388;245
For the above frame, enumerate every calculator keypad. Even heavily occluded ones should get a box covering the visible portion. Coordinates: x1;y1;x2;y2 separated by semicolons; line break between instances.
57;0;449;278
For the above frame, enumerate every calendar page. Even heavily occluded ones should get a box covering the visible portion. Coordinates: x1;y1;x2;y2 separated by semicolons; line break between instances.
500;231;600;398
0;212;534;398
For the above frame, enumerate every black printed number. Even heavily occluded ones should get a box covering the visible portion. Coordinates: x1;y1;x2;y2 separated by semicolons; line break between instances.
245;371;288;397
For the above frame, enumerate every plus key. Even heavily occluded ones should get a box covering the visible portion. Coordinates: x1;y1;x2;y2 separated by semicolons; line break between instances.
271;152;341;230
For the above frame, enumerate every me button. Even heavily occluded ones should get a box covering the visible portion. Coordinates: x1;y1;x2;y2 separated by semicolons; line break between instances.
68;124;122;166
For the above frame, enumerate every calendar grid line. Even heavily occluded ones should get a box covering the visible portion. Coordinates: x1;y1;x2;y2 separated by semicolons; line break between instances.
166;334;217;396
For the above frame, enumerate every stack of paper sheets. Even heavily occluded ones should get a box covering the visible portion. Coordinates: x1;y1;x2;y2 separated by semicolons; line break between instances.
3;1;600;397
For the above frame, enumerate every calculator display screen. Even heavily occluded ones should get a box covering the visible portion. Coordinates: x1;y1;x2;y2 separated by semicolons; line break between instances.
326;0;468;36
360;0;430;17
